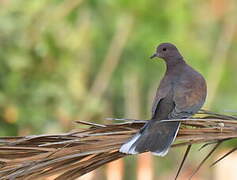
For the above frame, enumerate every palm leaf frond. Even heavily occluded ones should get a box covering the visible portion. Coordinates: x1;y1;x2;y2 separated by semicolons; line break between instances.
0;110;237;179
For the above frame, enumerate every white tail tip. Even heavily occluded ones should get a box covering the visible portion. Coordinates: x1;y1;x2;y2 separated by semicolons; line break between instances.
119;133;140;154
151;148;169;157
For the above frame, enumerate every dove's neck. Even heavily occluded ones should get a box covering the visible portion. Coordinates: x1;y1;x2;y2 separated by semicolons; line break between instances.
165;57;186;73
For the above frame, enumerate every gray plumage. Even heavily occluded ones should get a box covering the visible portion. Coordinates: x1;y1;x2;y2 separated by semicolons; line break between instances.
120;43;207;156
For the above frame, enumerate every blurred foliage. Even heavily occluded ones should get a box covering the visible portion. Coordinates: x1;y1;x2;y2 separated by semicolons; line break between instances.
0;0;236;135
0;0;237;179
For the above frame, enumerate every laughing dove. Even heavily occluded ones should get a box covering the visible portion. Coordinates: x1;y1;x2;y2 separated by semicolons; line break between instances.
120;43;207;156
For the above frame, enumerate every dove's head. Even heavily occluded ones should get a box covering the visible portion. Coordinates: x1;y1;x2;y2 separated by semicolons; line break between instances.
150;43;183;61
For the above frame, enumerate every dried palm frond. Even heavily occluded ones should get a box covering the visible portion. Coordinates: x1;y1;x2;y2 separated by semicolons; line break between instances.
0;110;237;180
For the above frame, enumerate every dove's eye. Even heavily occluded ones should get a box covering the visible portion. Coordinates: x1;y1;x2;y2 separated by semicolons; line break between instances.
162;48;167;51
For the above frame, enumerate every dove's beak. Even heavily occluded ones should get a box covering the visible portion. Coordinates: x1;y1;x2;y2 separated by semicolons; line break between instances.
150;53;159;59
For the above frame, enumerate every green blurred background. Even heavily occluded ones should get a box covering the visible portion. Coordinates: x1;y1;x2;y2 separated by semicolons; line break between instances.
0;0;236;179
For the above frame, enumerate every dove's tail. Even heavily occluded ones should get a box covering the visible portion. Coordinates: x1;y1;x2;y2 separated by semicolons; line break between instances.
119;120;180;156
